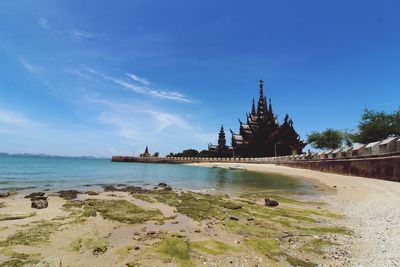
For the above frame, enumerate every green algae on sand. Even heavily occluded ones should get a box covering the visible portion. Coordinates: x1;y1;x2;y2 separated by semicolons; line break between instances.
0;212;36;222
62;199;164;224
190;239;238;255
0;220;62;247
156;237;193;267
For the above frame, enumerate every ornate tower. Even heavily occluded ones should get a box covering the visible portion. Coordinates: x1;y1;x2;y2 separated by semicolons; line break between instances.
256;80;268;118
141;146;150;157
218;125;226;148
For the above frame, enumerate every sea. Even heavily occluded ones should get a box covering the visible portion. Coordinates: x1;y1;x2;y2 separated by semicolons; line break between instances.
0;155;316;194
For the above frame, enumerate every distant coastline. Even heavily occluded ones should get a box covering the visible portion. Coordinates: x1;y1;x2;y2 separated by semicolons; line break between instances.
0;152;109;160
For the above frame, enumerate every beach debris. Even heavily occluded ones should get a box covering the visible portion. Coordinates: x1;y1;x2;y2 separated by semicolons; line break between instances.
229;216;240;221
85;191;99;196
194;229;201;233
24;192;45;199
31;196;49;209
93;246;107;256
33;256;62;267
0;191;17;198
228;166;246;170
126;260;140;267
223;202;242;210
0;202;6;208
83;238;108;256
57;190;81;200
132;230;168;241
264;198;279;207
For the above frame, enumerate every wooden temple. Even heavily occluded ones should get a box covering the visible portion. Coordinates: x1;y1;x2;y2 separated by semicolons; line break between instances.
230;80;306;157
209;80;306;157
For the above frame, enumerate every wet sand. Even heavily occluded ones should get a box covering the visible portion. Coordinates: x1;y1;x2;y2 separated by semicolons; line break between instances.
189;163;400;267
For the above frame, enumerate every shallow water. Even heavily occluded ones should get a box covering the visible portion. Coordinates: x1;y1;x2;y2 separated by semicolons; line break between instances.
0;155;316;194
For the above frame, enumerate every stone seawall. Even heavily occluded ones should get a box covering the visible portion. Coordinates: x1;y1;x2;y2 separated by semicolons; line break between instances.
281;155;400;182
111;155;400;182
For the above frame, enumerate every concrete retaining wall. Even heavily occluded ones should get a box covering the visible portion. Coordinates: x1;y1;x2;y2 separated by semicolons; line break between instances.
281;155;400;182
111;154;400;182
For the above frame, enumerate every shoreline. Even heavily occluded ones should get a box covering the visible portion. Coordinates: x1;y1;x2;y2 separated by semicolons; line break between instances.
188;162;400;266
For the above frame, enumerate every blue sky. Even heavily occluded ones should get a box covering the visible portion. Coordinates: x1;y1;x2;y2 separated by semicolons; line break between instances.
0;0;399;156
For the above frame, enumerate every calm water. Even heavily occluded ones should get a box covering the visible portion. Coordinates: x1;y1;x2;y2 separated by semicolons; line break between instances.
0;155;315;194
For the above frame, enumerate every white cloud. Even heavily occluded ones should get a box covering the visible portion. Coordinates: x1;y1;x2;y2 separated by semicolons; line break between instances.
148;110;189;133
19;57;42;73
126;73;150;85
67;29;94;40
0;108;41;130
83;66;193;103
37;17;50;30
85;96;213;154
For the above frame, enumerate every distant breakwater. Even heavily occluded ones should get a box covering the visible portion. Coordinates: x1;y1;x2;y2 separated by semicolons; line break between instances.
112;154;400;182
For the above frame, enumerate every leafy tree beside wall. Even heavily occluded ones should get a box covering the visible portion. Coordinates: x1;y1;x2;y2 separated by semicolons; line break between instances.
307;129;346;150
351;108;400;144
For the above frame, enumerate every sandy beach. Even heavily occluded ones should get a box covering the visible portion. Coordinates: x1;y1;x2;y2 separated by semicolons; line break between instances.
1;167;356;267
189;163;400;267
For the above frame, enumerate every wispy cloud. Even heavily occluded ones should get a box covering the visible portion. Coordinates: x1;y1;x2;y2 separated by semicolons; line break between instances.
19;57;42;73
67;29;94;40
88;97;189;133
0;109;41;130
82;66;193;103
85;96;212;153
126;73;150;85
37;17;50;30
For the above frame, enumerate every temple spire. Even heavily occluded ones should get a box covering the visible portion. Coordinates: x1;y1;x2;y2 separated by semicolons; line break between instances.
257;80;267;117
218;125;226;147
269;98;273;114
141;145;150;157
251;98;256;115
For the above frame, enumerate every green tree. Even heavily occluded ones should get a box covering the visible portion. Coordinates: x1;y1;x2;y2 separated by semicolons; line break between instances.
165;149;200;157
152;152;160;157
307;129;345;150
351;108;400;144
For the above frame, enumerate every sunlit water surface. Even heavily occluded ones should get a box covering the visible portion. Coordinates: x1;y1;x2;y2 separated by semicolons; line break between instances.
0;155;317;194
